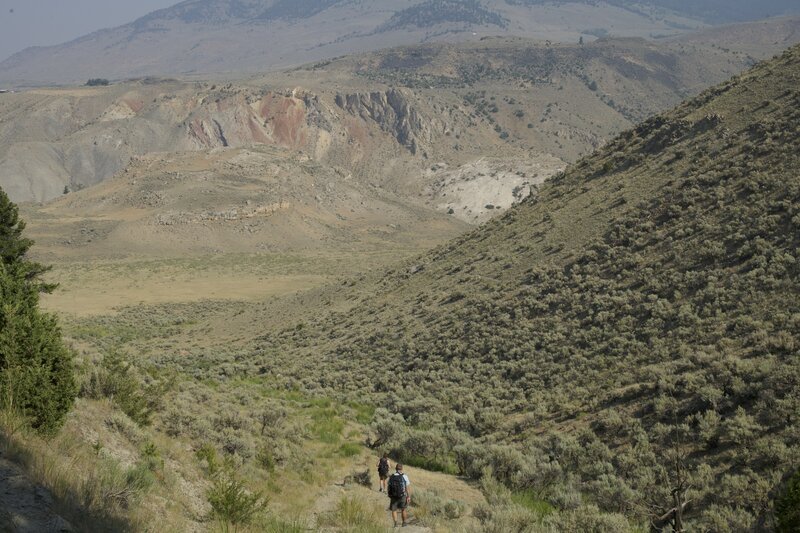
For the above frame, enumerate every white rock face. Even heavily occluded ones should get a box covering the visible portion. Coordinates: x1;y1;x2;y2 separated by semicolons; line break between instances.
424;156;564;223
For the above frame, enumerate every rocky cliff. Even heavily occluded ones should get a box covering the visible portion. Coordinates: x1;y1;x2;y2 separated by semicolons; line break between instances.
335;89;427;154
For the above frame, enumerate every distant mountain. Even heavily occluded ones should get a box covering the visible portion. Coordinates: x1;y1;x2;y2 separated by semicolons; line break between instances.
131;0;345;25
507;0;800;24
378;0;509;32
4;25;797;205
1;0;798;86
126;0;800;26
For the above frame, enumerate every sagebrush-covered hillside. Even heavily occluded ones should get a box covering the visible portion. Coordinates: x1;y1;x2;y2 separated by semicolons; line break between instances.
237;46;800;529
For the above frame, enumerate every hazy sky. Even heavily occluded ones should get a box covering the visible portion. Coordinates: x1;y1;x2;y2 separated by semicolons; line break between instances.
0;0;179;61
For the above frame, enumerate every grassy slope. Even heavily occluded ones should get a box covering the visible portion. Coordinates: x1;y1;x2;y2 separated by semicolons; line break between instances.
235;46;800;529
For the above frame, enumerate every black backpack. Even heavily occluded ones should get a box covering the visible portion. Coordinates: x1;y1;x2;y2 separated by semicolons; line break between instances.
378;457;389;475
388;473;406;498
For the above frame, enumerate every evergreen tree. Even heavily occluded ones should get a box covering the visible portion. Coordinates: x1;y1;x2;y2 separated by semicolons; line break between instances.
0;188;52;290
0;187;76;434
0;188;33;265
776;469;800;533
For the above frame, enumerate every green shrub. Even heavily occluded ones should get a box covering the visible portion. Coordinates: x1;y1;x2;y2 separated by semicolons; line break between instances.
124;462;156;496
369;408;405;449
0;293;77;434
511;490;555;518
309;407;344;444
260;514;308;532
196;442;221;476
775;468;800;533
338;442;361;458
474;502;539;533
696;504;756;533
328;495;384;532
413;488;466;522
82;351;168;426
542;504;636;532
207;471;267;532
140;441;164;472
256;445;276;472
398;452;458;475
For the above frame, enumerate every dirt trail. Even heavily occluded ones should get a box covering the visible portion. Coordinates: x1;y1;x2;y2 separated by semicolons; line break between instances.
312;455;484;532
0;455;72;532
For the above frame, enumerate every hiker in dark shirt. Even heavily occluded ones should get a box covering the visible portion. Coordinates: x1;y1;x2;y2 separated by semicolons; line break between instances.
377;452;390;492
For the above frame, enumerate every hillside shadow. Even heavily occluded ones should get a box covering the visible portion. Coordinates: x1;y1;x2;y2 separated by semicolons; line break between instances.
0;431;134;533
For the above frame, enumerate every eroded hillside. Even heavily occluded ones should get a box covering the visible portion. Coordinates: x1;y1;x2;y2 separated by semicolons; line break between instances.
27;147;466;260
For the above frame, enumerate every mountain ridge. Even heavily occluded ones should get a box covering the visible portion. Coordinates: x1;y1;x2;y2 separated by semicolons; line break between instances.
2;0;798;86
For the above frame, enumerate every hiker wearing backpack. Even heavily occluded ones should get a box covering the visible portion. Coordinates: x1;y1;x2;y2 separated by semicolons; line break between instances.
377;453;390;492
387;463;411;527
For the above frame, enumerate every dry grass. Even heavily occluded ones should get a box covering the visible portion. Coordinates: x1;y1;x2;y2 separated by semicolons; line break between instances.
0;400;212;532
0;405;144;531
316;494;387;532
42;271;325;317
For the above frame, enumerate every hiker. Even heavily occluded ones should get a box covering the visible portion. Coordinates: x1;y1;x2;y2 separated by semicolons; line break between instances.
387;463;411;527
377;452;390;492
